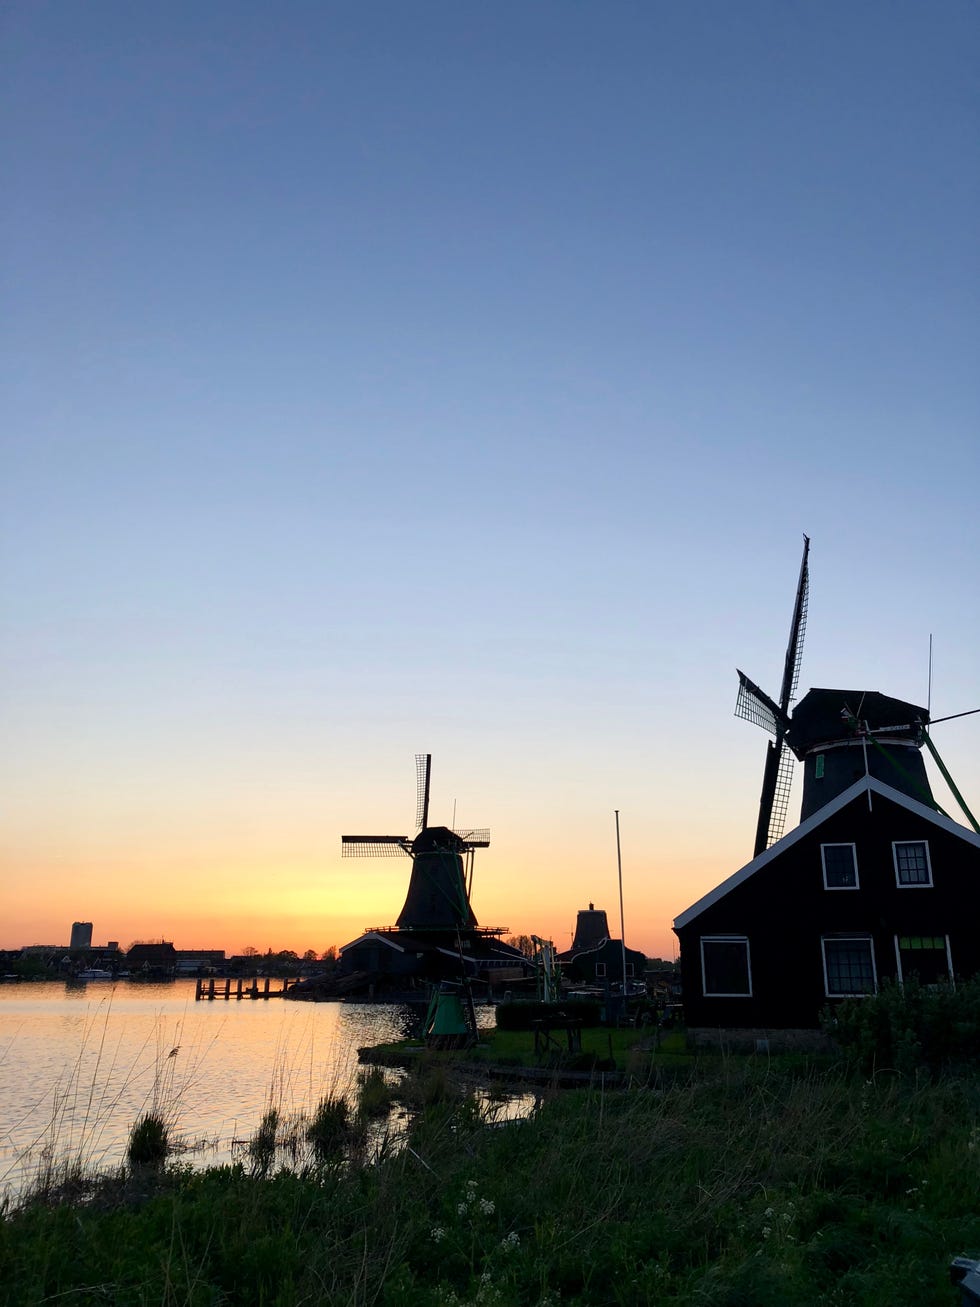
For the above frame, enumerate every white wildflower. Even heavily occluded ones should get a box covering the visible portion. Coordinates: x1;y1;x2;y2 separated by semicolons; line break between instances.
431;1226;446;1243
479;1198;496;1215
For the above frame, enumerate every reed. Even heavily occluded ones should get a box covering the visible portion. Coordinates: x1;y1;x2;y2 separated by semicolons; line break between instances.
3;1060;978;1306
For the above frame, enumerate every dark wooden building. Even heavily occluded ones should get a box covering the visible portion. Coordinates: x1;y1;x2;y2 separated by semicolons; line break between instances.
675;676;980;1042
559;936;647;988
339;928;526;992
674;774;980;1040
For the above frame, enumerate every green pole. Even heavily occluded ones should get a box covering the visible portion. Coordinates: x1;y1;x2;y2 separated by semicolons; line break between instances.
922;731;980;834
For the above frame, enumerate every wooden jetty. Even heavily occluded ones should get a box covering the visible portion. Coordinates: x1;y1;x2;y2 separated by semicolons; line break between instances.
194;976;296;1002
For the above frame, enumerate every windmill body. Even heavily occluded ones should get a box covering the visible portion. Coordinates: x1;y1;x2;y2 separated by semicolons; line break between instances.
337;756;525;996
395;826;478;931
791;688;933;819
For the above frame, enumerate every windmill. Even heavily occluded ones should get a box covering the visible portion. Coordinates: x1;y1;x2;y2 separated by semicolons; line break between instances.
734;539;980;841
341;754;490;932
735;535;810;856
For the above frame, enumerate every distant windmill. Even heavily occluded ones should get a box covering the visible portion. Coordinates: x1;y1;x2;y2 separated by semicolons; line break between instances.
735;535;810;856
341;754;490;931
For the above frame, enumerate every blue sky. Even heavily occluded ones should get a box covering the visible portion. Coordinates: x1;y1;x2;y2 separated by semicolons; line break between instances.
2;2;978;955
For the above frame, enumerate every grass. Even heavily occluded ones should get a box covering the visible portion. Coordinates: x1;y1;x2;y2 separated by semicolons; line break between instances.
2;1060;979;1305
362;1024;696;1075
126;1111;169;1168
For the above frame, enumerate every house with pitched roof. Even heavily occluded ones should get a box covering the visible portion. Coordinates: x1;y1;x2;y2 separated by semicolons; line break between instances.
673;686;980;1047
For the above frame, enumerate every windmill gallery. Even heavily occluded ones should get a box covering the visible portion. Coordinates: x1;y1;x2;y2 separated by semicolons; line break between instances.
309;539;978;1046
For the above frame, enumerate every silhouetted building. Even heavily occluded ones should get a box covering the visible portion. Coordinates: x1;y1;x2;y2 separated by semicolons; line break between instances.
569;903;610;952
559;903;644;988
675;687;980;1040
70;922;93;950
126;941;178;974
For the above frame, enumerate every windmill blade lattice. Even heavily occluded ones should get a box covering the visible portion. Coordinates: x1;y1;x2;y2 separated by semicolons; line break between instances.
767;742;796;847
735;672;781;735
341;836;412;858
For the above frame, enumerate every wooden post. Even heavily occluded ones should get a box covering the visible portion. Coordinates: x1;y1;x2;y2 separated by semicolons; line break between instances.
195;977;202;1001
224;977;231;1000
208;976;215;1000
263;976;270;998
236;977;243;1000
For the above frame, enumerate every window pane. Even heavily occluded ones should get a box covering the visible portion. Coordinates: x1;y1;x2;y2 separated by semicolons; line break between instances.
895;842;930;885
823;845;857;888
703;940;750;995
825;939;875;995
897;935;949;984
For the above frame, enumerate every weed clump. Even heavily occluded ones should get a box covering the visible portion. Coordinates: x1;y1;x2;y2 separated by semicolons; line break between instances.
305;1095;352;1164
126;1112;169;1168
247;1108;280;1176
355;1066;395;1118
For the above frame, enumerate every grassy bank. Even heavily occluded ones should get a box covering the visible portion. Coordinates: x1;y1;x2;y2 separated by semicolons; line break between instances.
3;1060;979;1306
360;1025;694;1076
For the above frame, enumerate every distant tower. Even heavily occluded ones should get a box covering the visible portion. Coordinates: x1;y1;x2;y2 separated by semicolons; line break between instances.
70;921;93;950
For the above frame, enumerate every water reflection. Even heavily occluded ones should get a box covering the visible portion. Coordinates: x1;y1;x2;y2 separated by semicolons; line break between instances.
0;980;530;1204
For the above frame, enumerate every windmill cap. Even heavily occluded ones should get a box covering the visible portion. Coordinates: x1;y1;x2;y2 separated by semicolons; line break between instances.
412;826;468;854
790;688;929;757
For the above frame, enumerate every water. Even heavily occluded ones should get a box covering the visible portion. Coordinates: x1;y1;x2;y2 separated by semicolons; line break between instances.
0;979;507;1204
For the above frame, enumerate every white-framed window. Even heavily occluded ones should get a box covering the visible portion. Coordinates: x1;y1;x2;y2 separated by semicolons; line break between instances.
822;936;877;997
822;843;859;890
894;934;953;986
700;936;752;997
893;841;932;887
595;962;607;978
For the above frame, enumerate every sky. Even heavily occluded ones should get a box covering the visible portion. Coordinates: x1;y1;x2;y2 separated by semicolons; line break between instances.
2;1;978;960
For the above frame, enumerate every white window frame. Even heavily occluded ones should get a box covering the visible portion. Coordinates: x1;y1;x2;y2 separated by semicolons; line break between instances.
595;962;606;978
821;936;878;998
892;840;933;888
821;842;860;890
893;934;953;985
700;936;753;998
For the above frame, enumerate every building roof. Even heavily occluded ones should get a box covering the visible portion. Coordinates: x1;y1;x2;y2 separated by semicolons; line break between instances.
673;775;980;931
340;929;525;962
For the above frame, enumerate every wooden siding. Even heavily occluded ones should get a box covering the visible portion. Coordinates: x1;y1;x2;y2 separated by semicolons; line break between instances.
675;787;980;1029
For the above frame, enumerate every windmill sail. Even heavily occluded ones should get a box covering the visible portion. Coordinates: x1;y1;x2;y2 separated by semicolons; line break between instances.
735;536;810;857
341;836;412;858
416;753;431;831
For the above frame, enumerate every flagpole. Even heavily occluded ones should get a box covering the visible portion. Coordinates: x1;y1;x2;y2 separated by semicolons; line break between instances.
615;810;628;998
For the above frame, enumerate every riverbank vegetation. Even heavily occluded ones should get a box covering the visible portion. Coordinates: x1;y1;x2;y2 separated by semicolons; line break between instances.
3;1054;979;1307
4;984;980;1305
